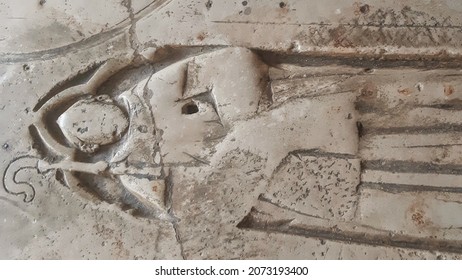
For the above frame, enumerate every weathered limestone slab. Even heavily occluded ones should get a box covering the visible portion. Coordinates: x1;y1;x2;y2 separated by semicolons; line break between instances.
1;0;462;259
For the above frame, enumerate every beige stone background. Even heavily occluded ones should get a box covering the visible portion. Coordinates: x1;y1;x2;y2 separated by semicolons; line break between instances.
1;0;462;259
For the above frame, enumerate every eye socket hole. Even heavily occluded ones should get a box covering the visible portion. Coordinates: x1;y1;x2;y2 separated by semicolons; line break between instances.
182;102;199;115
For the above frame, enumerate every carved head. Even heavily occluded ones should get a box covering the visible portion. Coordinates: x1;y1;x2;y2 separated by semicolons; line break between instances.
147;48;268;164
57;95;129;153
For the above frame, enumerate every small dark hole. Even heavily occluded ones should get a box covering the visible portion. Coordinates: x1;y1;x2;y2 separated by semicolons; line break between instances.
359;4;370;14
205;0;212;9
182;102;199;115
364;68;374;73
96;95;107;101
279;2;286;8
23;64;30;71
77;127;88;134
137;125;148;133
242;1;248;6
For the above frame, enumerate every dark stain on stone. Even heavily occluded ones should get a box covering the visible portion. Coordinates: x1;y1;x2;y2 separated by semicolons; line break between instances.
356;121;364;138
444;85;454;96
398;88;413;96
205;0;212;10
359;4;370;14
329;26;354;48
359;83;378;99
197;32;206;41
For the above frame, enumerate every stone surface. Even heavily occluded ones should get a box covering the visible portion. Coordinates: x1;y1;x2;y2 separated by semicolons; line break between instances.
1;0;462;260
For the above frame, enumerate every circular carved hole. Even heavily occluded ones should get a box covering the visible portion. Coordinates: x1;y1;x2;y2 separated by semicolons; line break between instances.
279;2;286;8
96;95;109;102
182;102;199;115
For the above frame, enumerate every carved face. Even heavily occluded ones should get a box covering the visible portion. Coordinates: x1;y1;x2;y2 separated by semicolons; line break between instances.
57;95;129;153
7;44;462;259
147;48;267;164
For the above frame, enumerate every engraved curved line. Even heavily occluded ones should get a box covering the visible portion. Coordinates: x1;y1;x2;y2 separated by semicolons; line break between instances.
34;85;87;116
110;87;148;163
34;59;130;113
31;123;75;157
0;0;172;63
12;167;37;199
0;27;126;64
32;61;104;112
3;156;40;203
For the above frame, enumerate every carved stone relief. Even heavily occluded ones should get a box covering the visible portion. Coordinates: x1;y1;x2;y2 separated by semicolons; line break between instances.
1;0;462;259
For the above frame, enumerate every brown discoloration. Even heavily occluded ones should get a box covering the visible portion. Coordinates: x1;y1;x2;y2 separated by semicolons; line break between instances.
354;2;371;16
293;6;458;50
196;32;206;41
94;224;115;240
359;83;378;99
276;2;289;18
329;26;354;48
359;4;370;14
444;85;455;96
411;211;425;226
112;239;130;259
398;87;413;96
407;199;433;229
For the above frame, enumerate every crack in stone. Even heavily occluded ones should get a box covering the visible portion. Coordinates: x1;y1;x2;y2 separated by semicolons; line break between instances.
122;0;141;57
163;169;185;259
173;222;186;260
